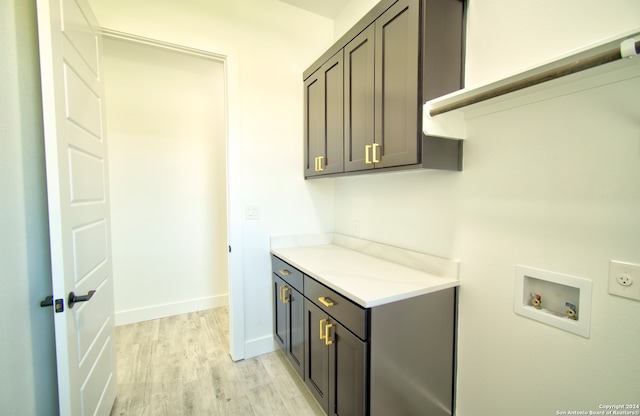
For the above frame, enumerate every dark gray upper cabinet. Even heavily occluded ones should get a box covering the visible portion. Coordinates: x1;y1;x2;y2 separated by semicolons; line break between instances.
373;0;420;170
343;24;375;172
304;51;344;177
303;0;465;179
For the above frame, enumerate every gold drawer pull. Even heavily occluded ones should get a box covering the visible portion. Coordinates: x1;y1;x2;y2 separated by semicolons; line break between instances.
318;296;334;307
278;269;291;276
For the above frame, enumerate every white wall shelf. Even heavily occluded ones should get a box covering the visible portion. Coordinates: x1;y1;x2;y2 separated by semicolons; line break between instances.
423;28;640;140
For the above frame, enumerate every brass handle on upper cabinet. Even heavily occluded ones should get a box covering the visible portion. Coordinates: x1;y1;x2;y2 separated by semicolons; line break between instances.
365;145;372;164
318;296;334;307
282;286;290;303
372;143;381;163
317;156;325;172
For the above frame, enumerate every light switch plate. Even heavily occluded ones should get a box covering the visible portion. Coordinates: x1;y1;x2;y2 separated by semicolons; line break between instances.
608;260;640;301
245;205;260;220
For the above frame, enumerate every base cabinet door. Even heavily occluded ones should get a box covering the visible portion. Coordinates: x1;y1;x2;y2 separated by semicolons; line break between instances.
273;275;304;379
287;284;305;378
305;300;368;416
273;275;288;351
305;301;331;412
329;321;368;416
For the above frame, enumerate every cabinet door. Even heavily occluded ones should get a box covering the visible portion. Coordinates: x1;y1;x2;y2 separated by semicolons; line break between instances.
344;24;375;173
274;275;305;379
305;301;330;413
374;0;420;168
329;321;368;416
288;285;305;379
305;51;344;178
273;275;287;352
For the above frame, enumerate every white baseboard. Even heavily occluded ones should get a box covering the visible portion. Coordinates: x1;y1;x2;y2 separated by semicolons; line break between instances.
115;294;229;326
244;334;277;359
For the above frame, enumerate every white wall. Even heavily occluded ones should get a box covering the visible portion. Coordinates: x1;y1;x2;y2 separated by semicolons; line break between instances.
333;0;379;39
332;0;640;414
0;0;59;413
88;0;337;356
102;37;229;325
464;0;640;87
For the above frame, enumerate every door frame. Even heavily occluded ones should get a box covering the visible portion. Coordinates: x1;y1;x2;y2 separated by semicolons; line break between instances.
100;29;245;361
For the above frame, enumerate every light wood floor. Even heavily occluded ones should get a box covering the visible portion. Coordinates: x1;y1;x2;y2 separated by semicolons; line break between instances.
110;307;324;416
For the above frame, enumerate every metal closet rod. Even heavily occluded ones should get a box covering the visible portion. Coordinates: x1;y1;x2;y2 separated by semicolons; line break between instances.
429;38;640;117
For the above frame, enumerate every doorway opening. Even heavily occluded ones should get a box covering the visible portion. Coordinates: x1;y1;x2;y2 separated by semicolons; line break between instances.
101;32;239;357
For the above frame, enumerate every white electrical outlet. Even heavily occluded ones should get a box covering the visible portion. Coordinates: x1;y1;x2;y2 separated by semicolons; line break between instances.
353;220;360;236
608;260;640;301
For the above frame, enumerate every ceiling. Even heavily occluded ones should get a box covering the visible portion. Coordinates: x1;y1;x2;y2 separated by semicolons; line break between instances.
277;0;348;19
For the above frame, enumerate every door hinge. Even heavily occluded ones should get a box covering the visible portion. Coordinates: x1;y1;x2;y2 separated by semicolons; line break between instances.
40;296;64;313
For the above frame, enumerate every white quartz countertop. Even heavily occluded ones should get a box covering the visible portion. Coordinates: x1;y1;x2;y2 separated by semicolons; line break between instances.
270;238;459;308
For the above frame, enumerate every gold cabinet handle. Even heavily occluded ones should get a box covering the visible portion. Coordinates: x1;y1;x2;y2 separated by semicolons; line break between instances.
279;285;284;302
319;319;334;345
278;269;291;276
320;318;328;340
314;156;319;172
365;145;372;164
324;323;334;345
282;286;290;303
317;156;325;172
372;143;381;163
318;296;334;307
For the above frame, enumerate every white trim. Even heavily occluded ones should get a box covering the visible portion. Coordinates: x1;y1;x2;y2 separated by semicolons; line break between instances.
243;335;277;360
99;29;245;360
100;29;226;62
115;295;229;326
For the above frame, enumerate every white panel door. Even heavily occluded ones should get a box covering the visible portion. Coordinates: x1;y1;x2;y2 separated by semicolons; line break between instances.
36;0;117;414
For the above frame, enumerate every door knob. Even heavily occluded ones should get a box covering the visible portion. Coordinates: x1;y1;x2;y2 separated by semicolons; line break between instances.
40;296;54;308
68;290;96;308
40;295;64;313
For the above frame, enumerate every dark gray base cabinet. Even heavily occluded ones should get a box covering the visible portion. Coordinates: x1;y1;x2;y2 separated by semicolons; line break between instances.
272;260;305;379
305;298;368;416
272;254;456;416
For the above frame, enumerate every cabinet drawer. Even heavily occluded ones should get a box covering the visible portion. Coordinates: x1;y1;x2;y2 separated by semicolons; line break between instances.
304;275;369;340
272;255;304;293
